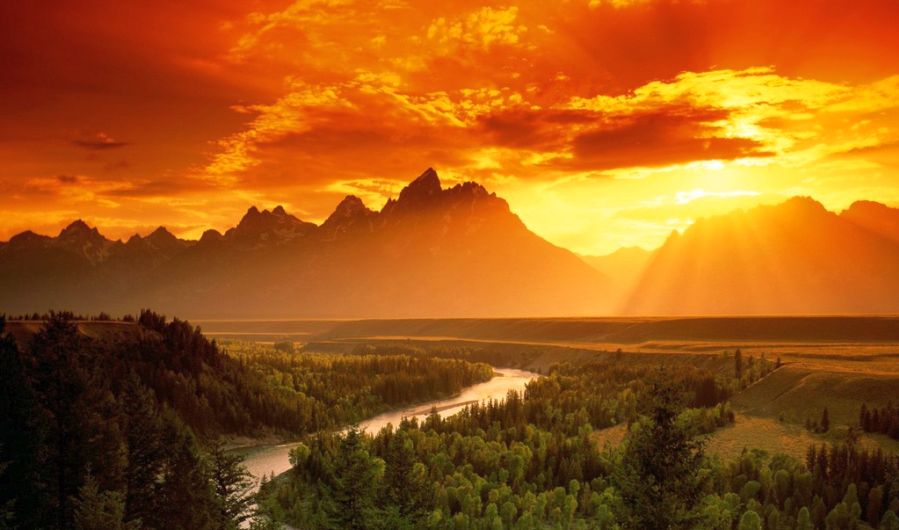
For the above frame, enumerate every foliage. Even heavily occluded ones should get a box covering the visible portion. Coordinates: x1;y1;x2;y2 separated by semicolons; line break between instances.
260;356;742;529
259;352;896;530
860;402;899;440
613;379;706;529
0;312;495;529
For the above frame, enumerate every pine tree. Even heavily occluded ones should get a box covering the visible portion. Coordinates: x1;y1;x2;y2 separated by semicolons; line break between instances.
28;315;93;529
868;486;884;528
797;506;813;530
152;420;218;530
812;496;828;528
207;439;256;530
72;474;139;530
0;321;52;529
881;511;899;530
613;379;705;529
121;373;164;524
328;427;385;530
738;509;762;530
821;407;831;433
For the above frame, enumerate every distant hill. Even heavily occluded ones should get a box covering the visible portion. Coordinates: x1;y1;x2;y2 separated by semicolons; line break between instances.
624;197;899;315
841;200;899;244
0;169;609;317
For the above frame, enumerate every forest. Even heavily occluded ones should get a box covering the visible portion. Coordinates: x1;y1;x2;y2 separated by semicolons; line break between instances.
258;355;899;530
0;313;493;529
3;313;899;529
860;404;899;441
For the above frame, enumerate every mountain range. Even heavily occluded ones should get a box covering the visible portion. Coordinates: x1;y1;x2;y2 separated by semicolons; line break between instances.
623;197;899;315
0;169;607;317
2;168;899;317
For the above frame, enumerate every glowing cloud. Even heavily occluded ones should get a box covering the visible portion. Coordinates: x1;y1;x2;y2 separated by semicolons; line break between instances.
2;0;899;254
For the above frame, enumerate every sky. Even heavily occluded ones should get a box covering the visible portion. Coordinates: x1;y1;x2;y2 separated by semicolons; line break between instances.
2;0;899;255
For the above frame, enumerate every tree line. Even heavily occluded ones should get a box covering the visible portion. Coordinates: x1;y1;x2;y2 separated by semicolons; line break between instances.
0;312;496;529
860;403;899;440
257;358;753;529
258;352;899;529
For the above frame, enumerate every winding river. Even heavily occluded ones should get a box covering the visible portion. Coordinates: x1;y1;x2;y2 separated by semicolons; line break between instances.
240;368;539;487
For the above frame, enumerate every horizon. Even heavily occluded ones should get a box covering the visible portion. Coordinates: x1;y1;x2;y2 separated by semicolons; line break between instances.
4;167;896;258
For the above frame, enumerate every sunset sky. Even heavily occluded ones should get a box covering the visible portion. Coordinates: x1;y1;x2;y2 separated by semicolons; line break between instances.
2;0;899;254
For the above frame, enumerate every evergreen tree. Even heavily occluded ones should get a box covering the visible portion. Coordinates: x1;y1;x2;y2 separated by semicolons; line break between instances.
72;474;139;530
737;509;762;530
797;506;813;530
869;486;885;528
207;439;257;530
151;419;218;530
812;496;828;528
613;380;705;529
27;315;94;529
328;427;385;530
881;511;899;530
821;407;831;433
121;373;165;524
0;319;51;529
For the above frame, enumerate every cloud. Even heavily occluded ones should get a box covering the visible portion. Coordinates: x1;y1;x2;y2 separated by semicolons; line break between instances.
564;107;773;170
99;178;213;198
72;132;129;150
56;174;79;184
195;64;899;195
4;0;899;253
427;7;527;51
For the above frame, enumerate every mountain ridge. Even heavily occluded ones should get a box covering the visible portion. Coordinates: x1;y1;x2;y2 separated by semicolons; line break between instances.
0;168;609;317
623;195;899;315
4;173;899;317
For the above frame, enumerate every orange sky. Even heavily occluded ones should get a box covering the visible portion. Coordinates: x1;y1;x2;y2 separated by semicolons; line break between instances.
2;0;899;254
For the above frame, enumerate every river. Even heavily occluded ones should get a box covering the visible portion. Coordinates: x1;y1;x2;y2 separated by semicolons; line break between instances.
240;368;539;487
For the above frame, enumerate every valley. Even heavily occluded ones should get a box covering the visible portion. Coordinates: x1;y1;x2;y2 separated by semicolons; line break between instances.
239;368;538;490
4;312;899;529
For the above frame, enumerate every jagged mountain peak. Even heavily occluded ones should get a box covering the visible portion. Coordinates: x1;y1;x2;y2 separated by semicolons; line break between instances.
239;205;296;227
229;204;316;245
0;167;606;316
321;195;375;237
332;195;370;216
125;226;178;246
383;168;508;220
395;167;442;206
59;219;101;238
411;167;440;189
147;226;175;240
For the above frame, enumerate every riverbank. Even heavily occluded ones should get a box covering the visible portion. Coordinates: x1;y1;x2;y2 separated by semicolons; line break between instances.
240;367;539;489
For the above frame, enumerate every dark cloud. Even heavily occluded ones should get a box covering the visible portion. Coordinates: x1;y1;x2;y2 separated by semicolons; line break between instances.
477;109;593;149
100;177;212;198
559;107;773;170
72;133;129;150
103;160;131;172
56;174;79;184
